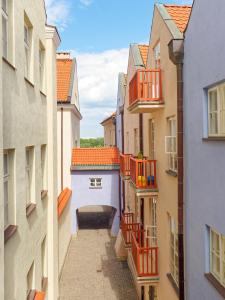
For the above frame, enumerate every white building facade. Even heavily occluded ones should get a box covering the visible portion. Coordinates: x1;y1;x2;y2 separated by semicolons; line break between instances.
2;0;60;299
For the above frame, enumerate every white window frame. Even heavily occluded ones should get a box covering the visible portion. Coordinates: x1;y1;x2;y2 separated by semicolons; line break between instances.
2;0;8;59
154;42;160;68
208;84;225;137
39;42;45;92
165;118;177;172
27;262;35;296
24;23;30;78
146;197;157;246
170;216;179;286
41;145;47;191
89;178;102;189
210;228;225;286
3;152;9;228
26;147;34;205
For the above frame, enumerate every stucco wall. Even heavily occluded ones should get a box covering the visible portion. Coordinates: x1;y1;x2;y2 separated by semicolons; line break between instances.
142;7;178;300
103;121;116;147
2;1;59;299
58;200;71;275
71;170;120;236
184;1;225;299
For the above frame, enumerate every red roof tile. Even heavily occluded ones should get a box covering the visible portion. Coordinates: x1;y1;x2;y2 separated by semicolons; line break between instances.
164;5;192;33
138;45;149;66
57;59;73;102
72;147;120;166
58;188;72;218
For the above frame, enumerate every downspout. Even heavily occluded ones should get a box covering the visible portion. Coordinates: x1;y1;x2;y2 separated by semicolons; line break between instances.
60;106;64;192
139;113;143;153
168;39;185;300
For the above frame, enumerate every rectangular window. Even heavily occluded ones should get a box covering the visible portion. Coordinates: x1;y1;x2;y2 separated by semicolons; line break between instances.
170;216;179;286
4;152;9;228
146;197;157;246
2;0;8;58
39;41;45;92
41;236;47;279
154;42;160;68
165;118;177;172
149;119;155;160
41;145;47;191
210;228;225;286
26;147;34;205
27;262;35;296
3;149;15;228
126;132;129;153
24;13;33;80
89;178;102;188
208;84;225;137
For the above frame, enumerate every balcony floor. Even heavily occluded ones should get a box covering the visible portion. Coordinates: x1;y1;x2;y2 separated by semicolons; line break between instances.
59;229;138;300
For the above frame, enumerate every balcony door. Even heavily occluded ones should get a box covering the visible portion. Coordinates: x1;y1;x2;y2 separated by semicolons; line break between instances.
149;119;155;160
149;286;157;300
140;198;144;230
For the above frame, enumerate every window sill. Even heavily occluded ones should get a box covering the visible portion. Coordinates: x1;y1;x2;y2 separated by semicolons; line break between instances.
41;190;48;200
26;203;36;217
27;290;36;300
167;273;179;296
4;225;18;244
203;137;225;142
25;77;35;88
42;277;48;292
2;57;16;71
166;169;177;177
40;90;46;97
205;273;225;298
89;187;102;189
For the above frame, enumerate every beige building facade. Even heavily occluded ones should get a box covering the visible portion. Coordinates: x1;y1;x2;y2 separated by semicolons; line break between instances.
101;112;116;147
117;4;191;300
1;1;60;299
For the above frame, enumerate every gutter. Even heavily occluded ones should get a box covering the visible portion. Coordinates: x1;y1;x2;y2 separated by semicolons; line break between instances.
60;106;64;192
168;38;185;300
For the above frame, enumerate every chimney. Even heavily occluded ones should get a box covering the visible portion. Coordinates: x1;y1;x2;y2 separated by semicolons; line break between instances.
56;52;71;59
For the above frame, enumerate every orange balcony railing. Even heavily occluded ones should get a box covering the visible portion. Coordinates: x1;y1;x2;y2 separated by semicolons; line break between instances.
131;230;158;277
121;213;141;245
120;154;132;177
130;157;157;189
129;69;162;106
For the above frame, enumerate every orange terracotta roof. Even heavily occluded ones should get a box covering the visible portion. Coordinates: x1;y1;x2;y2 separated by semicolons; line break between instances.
57;59;73;102
72;147;120;166
164;5;192;33
58;188;72;218
34;292;45;300
138;45;149;66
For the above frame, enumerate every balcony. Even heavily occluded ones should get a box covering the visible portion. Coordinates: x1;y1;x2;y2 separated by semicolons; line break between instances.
128;229;159;282
121;213;141;246
130;157;157;192
120;153;132;178
128;69;164;113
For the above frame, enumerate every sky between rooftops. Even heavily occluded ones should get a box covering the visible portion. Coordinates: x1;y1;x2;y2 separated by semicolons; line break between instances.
46;0;193;138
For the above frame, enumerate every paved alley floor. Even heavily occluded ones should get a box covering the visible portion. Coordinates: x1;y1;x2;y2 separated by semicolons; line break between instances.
59;229;138;300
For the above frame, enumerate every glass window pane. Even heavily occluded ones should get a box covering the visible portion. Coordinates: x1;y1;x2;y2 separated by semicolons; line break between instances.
2;16;8;58
4;181;8;227
209;90;218;112
2;0;7;13
4;153;8;175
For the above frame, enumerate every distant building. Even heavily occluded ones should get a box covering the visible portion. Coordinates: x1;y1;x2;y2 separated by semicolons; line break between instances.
71;147;120;236
56;52;82;274
1;0;60;299
184;0;225;299
101;112;116;147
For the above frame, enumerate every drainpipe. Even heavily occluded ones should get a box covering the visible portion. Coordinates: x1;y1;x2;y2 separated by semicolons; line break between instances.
121;107;125;213
139;113;143;153
60;106;64;192
168;39;185;300
113;116;117;147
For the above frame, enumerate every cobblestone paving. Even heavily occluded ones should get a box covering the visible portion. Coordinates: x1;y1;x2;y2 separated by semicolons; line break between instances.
59;229;138;300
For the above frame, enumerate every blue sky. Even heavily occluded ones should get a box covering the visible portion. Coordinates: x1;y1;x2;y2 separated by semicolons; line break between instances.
46;0;193;138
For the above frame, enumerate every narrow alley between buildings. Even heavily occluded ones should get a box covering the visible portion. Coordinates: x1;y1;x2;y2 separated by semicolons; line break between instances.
59;206;138;300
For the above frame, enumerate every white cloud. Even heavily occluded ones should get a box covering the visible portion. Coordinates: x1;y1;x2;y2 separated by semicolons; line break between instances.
79;0;93;7
71;48;129;137
45;0;71;30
